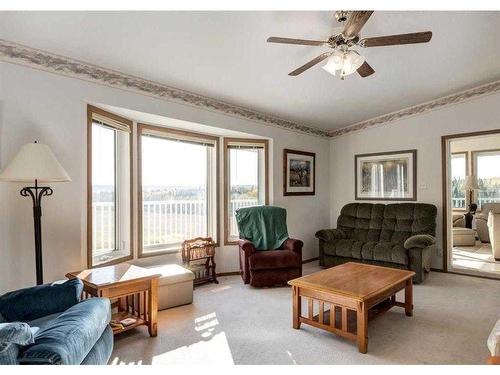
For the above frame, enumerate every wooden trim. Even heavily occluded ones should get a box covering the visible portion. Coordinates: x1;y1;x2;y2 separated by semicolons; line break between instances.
87;105;133;268
139;123;219;142
450;151;469;211
223;138;269;246
441;136;449;273
283;149;316;196
354;149;417;201
87;105;133;127
441;128;500;275
137;123;220;258
302;257;319;264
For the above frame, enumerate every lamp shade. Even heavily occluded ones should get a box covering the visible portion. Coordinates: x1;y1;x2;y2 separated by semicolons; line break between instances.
0;142;71;183
463;175;479;191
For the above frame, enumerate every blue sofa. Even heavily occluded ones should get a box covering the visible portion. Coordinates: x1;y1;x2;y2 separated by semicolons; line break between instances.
0;279;113;365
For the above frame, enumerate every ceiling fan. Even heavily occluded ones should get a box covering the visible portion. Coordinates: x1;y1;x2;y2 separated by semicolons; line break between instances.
267;11;432;79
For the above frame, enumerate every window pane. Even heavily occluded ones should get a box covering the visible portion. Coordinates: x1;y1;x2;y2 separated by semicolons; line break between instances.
141;135;211;252
228;148;265;239
91;122;131;265
476;152;500;209
451;154;466;209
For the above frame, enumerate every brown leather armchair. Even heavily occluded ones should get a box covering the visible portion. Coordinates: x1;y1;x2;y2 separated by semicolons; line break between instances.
238;238;303;287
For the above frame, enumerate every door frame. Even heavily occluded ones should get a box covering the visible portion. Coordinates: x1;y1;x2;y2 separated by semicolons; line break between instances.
441;128;500;275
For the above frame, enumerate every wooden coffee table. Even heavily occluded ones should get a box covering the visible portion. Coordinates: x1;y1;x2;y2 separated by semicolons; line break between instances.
288;262;415;353
66;263;160;337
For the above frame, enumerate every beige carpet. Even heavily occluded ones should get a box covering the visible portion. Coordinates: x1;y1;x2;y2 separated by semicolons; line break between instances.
111;262;500;365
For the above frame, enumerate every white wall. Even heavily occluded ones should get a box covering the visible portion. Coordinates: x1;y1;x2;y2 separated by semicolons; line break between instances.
0;62;330;293
329;91;500;270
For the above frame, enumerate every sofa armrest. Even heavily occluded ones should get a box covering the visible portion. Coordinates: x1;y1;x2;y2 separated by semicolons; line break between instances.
404;234;436;250
238;239;257;255
0;279;83;322
476;213;488;221
315;229;346;242
20;298;111;365
281;238;303;254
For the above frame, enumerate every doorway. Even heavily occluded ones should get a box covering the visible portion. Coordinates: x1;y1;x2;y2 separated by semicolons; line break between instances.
442;129;500;278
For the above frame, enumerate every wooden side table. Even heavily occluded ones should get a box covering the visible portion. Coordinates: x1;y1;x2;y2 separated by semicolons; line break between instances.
182;237;218;285
66;263;160;337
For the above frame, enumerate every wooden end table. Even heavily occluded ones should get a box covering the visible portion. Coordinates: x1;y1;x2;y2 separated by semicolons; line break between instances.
66;263;160;337
288;262;415;353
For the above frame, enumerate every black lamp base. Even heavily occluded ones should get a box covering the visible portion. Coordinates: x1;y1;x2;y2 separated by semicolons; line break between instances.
20;179;53;285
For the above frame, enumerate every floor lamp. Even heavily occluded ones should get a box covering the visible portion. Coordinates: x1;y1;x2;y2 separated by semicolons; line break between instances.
0;142;71;285
463;175;479;229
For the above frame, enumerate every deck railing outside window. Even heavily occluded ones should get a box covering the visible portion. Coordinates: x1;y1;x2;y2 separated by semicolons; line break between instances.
229;198;259;237
451;197;500;210
92;198;258;253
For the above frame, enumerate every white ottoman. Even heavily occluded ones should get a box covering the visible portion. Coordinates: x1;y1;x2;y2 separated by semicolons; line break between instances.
140;264;195;311
452;227;476;247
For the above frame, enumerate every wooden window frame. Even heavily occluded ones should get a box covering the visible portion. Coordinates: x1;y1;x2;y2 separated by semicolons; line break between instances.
137;123;220;258
223;138;269;246
471;148;500;211
87;105;133;268
450;151;469;212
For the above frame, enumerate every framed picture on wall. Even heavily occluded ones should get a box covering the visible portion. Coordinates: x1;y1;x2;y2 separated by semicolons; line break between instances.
355;149;417;201
283;149;315;196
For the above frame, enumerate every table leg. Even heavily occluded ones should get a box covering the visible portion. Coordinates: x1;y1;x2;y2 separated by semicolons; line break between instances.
292;286;301;329
357;301;368;354
405;279;413;317
148;278;158;337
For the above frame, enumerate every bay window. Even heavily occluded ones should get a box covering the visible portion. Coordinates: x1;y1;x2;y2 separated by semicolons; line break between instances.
138;124;218;255
224;138;268;244
88;106;132;267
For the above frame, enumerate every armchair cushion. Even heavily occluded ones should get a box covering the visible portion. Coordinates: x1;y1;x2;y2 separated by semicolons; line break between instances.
404;234;436;249
20;298;111;365
0;279;83;322
0;322;35;365
249;250;301;271
315;229;346;241
0;322;35;346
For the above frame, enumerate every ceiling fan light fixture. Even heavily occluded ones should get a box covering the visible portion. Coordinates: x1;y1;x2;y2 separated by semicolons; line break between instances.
322;49;365;78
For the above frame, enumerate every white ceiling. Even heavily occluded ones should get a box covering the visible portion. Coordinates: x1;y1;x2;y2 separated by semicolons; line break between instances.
1;11;499;131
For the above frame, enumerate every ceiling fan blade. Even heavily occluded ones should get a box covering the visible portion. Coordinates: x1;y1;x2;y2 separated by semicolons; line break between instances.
343;11;374;38
288;52;332;76
360;31;432;47
357;61;375;77
267;37;328;46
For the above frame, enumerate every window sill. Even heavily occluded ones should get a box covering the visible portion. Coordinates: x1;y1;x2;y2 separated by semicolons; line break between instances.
139;248;181;258
90;254;133;269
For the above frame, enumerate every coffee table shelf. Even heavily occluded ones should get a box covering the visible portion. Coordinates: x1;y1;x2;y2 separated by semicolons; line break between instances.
289;262;415;353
